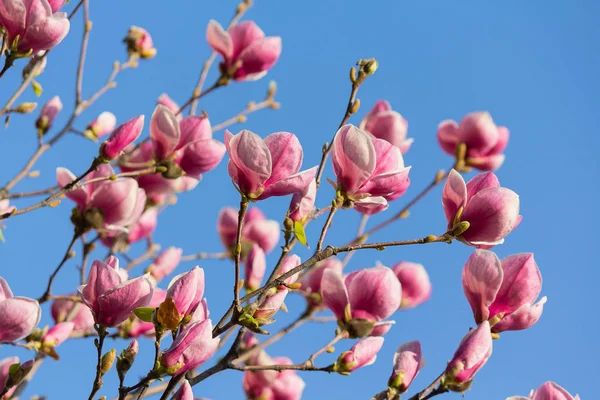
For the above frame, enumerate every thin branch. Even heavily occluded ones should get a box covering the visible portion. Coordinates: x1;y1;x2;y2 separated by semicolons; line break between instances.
341;214;368;267
316;204;338;252
407;372;448;400
38;232;80;303
233;196;249;309
180;251;230;262
124;243;160;271
75;0;91;105
4;186;58;199
87;326;108;400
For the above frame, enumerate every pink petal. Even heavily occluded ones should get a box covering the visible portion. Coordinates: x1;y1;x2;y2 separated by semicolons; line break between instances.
56;167;89;208
345;266;402;321
96;275;154;327
179;139;226;177
458;112;500;156
437;120;460;155
321;269;350;321
0;0;26;39
79;259;122;309
467;154;506;171
175;380;194;400
151;105;180;160
17;4;70;53
225;129;272;195
363;110;409;151
492;297;546;333
235;36;282;81
0;297;41;342
442;169;467;225
206;19;232;59
466;172;500;205
0;277;13;301
89;178;140;226
332;124;376;194
244;219;281;253
461;250;503;323
228;20;265;61
263;132;303;187
258;166;317;199
353;196;389;215
179;115;212;149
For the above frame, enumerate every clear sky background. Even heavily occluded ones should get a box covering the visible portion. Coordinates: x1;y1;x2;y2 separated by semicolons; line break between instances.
0;0;598;399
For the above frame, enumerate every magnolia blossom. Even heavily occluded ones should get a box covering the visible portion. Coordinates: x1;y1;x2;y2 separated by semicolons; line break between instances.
444;321;493;390
300;258;343;307
334;337;384;373
160;319;219;375
166;267;205;323
157;93;180;118
0;0;70;54
51;295;94;331
218;207;280;255
85;112;117;139
438;112;509;171
125;207;158;245
0;356;20;399
124;26;156;59
35;95;62;133
207;20;281;81
443;170;520;247
148;247;183;282
42;322;74;347
463;250;546;333
360;100;412;154
388;341;423;393
122;106;226;203
243;352;305;400
245;244;266;291
0;200;15;217
225;129;317;200
78;258;153;327
392;262;431;309
0;277;41;343
254;289;288;319
321;266;401;338
507;381;581;400
101;115;145;159
288;179;316;222
57;164;146;234
332;124;411;214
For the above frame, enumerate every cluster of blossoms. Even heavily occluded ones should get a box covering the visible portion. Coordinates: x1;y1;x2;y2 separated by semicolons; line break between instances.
0;2;580;400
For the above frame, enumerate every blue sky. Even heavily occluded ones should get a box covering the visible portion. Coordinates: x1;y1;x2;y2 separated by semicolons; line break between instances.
0;0;598;399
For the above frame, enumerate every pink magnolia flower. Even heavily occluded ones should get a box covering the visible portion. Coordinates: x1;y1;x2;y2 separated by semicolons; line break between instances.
321;266;401;338
443;170;520;247
123;288;166;338
288;179;316;223
57;165;146;234
463;250;546;333
0;0;70;54
42;321;74;347
101;115;145;159
46;0;63;12
125;26;156;59
85;112;117;139
175;381;194;400
335;337;384;373
160;319;219;375
438;112;509;171
166;267;205;322
218;207;280;255
388;340;423;393
51;294;94;331
148;246;183;282
508;381;581;400
254;289;288;319
392;262;431;309
0;277;41;343
275;254;301;286
123;106;226;201
445;321;493;388
35;95;62;133
207;20;281;81
243;353;305;400
78;258;154;327
225;129;317;200
359;100;412;154
157;93;180;118
300;258;343;308
332;124;411;214
245;244;266;291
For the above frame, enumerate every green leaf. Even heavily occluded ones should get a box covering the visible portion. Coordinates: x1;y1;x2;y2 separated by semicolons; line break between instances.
293;221;307;246
8;362;20;376
32;80;43;97
133;307;155;322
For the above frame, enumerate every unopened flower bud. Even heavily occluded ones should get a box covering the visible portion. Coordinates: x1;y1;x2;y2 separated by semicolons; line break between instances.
13;102;37;114
100;349;116;376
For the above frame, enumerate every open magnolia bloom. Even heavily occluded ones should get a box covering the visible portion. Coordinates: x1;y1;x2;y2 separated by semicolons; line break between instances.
321;265;401;338
463;250;546;334
331;124;411;214
225;129;317;200
507;381;581;400
0;277;41;343
359;100;412;154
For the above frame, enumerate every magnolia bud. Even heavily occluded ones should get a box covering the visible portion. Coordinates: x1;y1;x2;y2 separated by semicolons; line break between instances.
12;102;37;114
100;349;116;376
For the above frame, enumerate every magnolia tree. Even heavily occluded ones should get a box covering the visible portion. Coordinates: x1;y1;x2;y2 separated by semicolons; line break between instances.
0;1;580;400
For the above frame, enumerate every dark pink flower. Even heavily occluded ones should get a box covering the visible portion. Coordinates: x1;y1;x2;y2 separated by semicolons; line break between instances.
335;337;384;373
101;115;145;159
391;262;431;309
388;341;423;393
218;207;280;255
445;321;492;387
160;319;219;375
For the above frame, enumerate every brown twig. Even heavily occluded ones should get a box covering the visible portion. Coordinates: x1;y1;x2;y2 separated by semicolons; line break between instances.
37;232;80;303
316;203;338;251
407;372;448;400
87;325;108;400
124;243;161;271
75;0;91;105
180;251;230;262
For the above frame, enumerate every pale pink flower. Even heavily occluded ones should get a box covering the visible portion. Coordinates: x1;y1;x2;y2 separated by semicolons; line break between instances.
35;95;62;133
243;353;305;400
0;277;41;343
388;341;423;393
175;381;194;400
335;337;384;373
101;115;145;159
445;321;493;387
160;319;219;375
85;112;117;139
207;20;281;81
225;129;317;200
300;258;343;308
244;244;266;291
392;262;431;309
42;321;74;347
166;267;205;322
51;294;94;331
332;124;411;214
148;247;183;282
438;112;509;171
288;179;316;222
443;170;520;247
218;207;280;255
0;0;70;53
360;100;412;154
